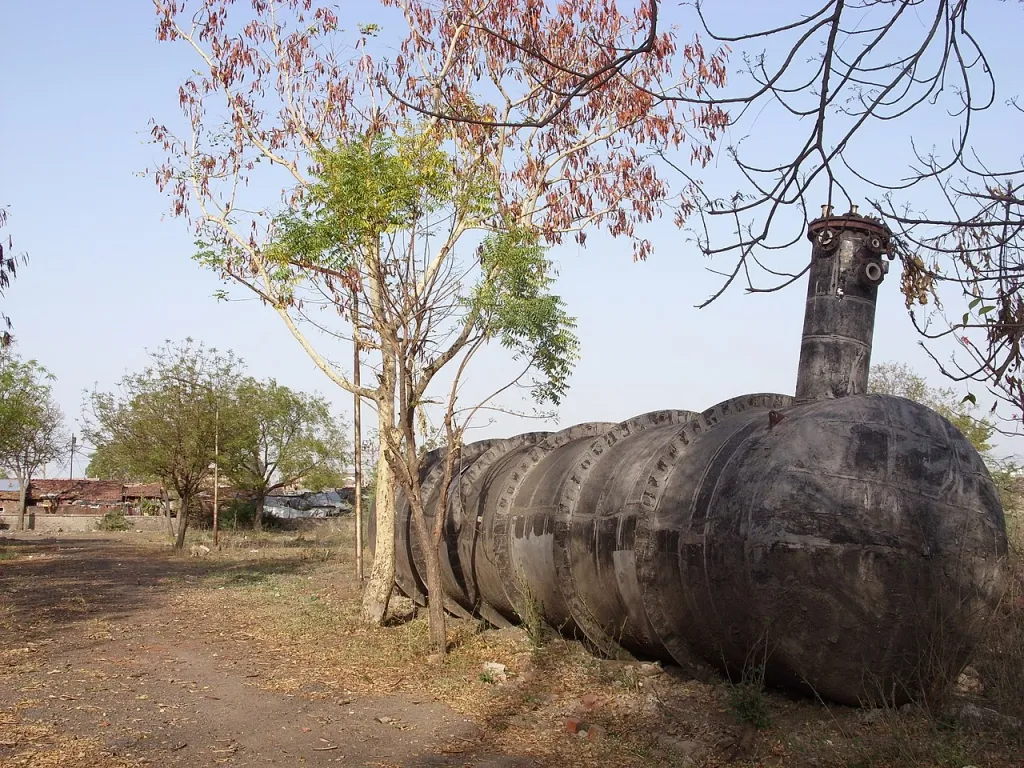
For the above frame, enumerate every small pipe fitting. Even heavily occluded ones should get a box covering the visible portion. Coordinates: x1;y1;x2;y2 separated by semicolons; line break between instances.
863;260;884;285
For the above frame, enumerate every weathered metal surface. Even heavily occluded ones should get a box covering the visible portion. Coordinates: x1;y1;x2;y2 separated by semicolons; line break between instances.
796;210;892;402
556;409;699;659
376;210;1009;705
476;423;615;625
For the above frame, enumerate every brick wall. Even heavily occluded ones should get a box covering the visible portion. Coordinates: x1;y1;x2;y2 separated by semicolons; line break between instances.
0;513;168;533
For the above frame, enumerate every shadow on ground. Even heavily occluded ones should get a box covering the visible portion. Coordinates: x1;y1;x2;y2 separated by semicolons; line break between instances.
0;534;316;643
0;534;544;768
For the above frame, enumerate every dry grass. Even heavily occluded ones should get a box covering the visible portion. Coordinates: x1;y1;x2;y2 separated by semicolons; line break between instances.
160;519;1024;768
5;519;1021;767
970;507;1024;738
0;710;139;768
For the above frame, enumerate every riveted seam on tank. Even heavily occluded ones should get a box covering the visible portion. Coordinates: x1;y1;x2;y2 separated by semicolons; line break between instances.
691;419;768;649
487;424;616;624
630;395;793;670
688;417;765;528
552;424;633;655
639;395;789;519
555;416;696;657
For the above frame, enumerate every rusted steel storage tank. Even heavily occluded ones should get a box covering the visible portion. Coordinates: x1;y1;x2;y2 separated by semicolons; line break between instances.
378;209;1009;705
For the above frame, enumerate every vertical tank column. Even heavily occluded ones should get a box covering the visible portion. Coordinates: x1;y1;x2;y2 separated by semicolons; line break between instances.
795;205;894;402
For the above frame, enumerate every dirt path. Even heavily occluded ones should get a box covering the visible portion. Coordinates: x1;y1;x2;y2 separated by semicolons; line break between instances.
5;531;1020;768
0;535;529;768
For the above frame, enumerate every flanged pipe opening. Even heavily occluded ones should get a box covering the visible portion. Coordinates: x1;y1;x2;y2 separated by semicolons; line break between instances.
863;260;884;285
815;229;837;250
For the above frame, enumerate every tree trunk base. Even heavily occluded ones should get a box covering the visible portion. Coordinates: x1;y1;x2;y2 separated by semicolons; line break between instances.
361;589;389;625
17;482;28;531
360;440;396;626
428;596;447;653
174;496;189;550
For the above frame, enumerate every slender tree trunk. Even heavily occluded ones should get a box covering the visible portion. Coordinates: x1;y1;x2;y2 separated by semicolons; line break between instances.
361;339;397;625
362;431;395;624
16;473;28;531
409;492;447;651
352;299;364;582
424;546;447;651
162;485;174;537
253;494;265;531
174;492;189;550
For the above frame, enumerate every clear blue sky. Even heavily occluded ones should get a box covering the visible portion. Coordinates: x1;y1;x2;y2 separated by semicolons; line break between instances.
1;0;1020;476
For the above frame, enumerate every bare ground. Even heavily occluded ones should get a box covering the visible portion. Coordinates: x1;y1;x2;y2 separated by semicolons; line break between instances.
1;522;1021;768
0;533;513;768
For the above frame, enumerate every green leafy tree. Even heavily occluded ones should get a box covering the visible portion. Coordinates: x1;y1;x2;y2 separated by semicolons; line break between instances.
222;378;348;530
86;441;147;483
264;134;579;650
869;362;995;456
0;207;29;346
0;349;66;530
153;1;722;630
83;339;242;549
187;128;579;648
252;131;478;626
86;437;177;536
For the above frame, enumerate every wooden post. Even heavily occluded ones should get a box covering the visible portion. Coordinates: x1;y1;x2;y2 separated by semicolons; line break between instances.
353;289;364;582
213;404;220;547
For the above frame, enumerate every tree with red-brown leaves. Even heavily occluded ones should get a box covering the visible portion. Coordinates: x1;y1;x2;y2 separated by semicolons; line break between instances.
148;0;728;633
402;1;1024;430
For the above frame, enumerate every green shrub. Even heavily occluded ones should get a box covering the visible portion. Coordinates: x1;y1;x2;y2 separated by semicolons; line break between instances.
727;673;772;730
96;510;130;531
513;574;548;649
198;498;275;531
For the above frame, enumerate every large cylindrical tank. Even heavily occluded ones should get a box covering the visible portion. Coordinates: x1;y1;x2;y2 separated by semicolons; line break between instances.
633;394;1005;703
388;394;1006;704
376;208;1009;705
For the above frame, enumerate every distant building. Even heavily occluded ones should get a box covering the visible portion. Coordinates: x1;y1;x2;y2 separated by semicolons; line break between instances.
0;479;165;516
123;483;166;514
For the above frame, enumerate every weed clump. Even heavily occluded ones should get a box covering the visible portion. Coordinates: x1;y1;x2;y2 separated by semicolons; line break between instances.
970;508;1024;740
513;574;548;649
726;665;772;730
96;510;130;531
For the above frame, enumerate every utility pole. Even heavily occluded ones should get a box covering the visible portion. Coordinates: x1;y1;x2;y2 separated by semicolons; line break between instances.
352;289;364;582
213;404;219;547
69;435;76;478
